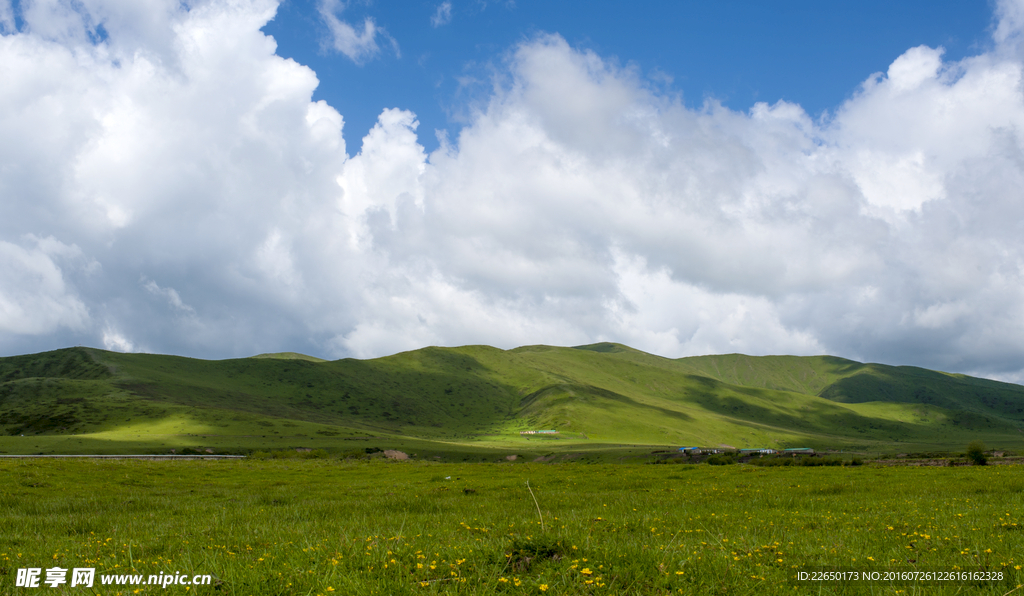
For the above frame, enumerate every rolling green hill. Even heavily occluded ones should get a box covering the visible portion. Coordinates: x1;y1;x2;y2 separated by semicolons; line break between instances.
0;343;1022;455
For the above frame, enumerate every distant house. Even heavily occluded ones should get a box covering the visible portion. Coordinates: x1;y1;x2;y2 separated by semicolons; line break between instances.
740;448;777;455
520;430;559;435
678;447;701;454
783;448;815;455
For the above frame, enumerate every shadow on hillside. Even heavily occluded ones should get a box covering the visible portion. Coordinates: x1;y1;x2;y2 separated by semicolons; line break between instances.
0;347;111;382
818;366;1024;422
102;348;524;436
679;374;1014;440
519;383;692;423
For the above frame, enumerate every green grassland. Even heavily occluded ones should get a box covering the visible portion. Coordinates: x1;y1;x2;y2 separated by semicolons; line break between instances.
1;459;1022;595
1;343;1023;455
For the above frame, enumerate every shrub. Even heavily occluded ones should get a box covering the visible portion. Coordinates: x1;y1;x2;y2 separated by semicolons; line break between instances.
706;455;735;466
966;441;988;466
248;449;325;459
298;448;330;459
504;537;563;572
797;456;845;467
748;456;790;467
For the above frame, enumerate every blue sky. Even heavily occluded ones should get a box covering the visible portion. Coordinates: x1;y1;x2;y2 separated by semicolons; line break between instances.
4;0;1024;382
264;0;992;152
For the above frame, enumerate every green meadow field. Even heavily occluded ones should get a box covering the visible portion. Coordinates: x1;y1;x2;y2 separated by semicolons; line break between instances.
3;344;1024;594
1;458;1022;595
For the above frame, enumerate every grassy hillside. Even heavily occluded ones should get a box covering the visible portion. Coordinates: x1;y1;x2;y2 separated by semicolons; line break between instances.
251;352;328;363
673;352;1024;423
0;344;1022;455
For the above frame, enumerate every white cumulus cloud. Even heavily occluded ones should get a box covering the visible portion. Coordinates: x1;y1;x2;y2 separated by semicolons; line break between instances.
4;0;1024;382
0;237;91;335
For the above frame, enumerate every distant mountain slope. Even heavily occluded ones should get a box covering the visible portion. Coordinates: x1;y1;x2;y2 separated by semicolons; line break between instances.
0;344;1022;454
251;352;328;363
0;348;112;382
672;353;1024;419
668;353;859;396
